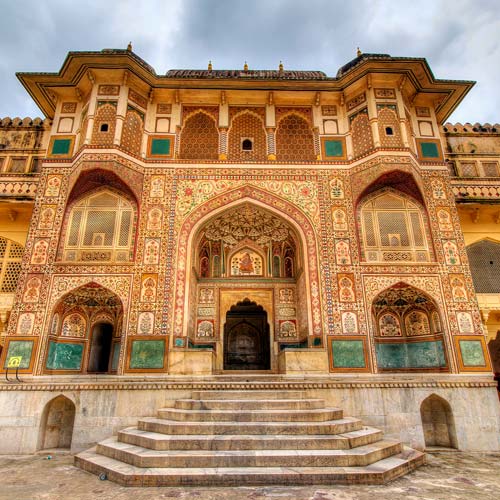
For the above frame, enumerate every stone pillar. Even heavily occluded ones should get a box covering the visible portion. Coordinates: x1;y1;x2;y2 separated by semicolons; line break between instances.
366;88;380;148
114;85;129;146
395;88;410;147
219;128;228;160
313;127;321;160
266;128;276;160
84;84;98;145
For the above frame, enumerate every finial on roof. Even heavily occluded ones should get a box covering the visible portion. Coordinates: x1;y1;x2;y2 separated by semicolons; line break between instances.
279;61;284;74
243;61;248;71
127;41;133;52
208;60;213;72
357;47;362;57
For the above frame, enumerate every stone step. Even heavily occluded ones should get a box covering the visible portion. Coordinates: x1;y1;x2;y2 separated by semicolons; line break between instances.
174;398;326;411
157;407;343;422
190;390;307;400
96;437;403;468
75;447;426;487
138;416;363;435
117;426;384;451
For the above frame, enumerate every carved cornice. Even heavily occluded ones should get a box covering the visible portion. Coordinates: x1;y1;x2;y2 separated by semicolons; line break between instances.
0;378;495;392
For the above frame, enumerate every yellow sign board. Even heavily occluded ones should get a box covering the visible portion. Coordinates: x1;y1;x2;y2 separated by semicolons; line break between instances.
7;356;22;368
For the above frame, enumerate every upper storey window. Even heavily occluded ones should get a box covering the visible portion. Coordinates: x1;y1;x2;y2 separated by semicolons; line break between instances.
0;237;24;293
360;191;430;263
64;190;134;262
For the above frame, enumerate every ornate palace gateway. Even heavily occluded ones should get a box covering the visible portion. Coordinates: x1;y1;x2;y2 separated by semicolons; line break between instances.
0;47;498;484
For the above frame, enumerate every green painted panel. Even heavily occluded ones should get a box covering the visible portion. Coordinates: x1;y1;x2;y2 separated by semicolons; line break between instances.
130;339;165;369
324;140;343;157
51;139;71;155
111;343;120;371
331;339;366;368
46;341;83;370
459;340;486;366
151;138;171;155
3;340;34;369
421;142;439;158
376;340;446;369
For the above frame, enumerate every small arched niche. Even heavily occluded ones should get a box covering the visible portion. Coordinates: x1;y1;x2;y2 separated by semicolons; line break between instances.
47;283;123;374
372;282;448;372
38;395;76;450
420;394;458;449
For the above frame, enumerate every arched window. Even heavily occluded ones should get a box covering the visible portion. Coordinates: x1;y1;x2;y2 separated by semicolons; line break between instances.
0;237;24;293
360;191;430;262
63;190;134;262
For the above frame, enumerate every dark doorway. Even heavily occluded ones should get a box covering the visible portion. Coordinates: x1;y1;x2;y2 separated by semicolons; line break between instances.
88;323;113;372
224;299;270;370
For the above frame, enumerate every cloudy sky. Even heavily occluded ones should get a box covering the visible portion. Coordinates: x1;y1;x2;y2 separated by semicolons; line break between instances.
1;0;499;124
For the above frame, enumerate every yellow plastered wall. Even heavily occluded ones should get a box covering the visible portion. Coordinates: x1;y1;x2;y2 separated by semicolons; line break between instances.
0;203;33;245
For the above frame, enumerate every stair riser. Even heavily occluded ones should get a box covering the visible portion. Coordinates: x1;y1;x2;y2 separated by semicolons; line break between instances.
75;452;426;487
190;391;306;400
175;399;325;410
157;409;343;422
138;419;363;435
96;442;403;468
117;431;383;451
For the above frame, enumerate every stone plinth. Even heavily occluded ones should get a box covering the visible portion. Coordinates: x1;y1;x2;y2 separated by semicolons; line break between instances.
278;349;329;374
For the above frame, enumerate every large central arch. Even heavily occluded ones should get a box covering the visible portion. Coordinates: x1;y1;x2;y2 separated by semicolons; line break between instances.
171;184;323;372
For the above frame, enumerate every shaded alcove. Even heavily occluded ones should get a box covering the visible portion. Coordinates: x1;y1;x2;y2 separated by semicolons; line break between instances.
47;283;123;374
420;394;458;449
38;395;76;450
87;322;114;373
223;299;270;370
371;283;448;372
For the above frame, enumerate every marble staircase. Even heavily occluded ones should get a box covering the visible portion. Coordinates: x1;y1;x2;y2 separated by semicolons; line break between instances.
75;390;425;486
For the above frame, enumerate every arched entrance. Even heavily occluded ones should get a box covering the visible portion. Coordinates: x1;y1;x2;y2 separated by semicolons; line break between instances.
181;198;315;372
223;299;270;370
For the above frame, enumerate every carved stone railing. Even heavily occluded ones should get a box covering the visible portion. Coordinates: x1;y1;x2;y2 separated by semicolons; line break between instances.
0;174;38;199
451;178;500;202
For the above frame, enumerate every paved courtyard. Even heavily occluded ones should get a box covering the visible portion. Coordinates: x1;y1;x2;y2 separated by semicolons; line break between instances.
0;451;499;500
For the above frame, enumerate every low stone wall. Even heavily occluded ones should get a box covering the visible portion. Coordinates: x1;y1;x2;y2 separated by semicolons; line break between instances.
0;374;498;454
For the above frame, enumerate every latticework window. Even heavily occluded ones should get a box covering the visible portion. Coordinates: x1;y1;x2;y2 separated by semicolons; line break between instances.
459;162;477;177
7;158;27;173
0;237;24;293
360;192;430;262
64;190;134;262
482;162;499;177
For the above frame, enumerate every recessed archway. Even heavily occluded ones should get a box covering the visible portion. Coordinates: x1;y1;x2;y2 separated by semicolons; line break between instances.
420;394;458;449
172;186;324;373
46;283;123;374
38;395;75;450
372;282;448;372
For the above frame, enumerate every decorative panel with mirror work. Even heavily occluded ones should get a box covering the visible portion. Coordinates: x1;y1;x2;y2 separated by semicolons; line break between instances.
375;338;447;371
45;340;84;371
126;337;167;372
454;336;492;372
329;337;370;372
0;338;37;372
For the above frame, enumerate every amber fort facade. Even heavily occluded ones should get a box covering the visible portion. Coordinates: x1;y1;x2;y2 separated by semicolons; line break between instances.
0;48;499;483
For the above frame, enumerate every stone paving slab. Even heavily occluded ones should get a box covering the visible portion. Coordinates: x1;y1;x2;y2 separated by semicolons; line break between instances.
0;451;499;500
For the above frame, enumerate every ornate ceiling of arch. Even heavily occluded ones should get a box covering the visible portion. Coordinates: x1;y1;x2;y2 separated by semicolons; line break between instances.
372;282;436;311
201;203;294;246
60;283;123;309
